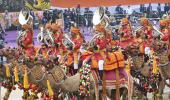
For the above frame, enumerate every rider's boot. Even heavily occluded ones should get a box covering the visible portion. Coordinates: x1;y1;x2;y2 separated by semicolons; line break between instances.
98;70;103;85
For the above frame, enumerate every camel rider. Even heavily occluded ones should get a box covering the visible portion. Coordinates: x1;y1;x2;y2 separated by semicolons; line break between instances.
18;24;35;60
140;17;153;40
118;17;134;48
135;18;153;56
36;23;52;57
91;23;107;82
119;17;132;41
70;26;84;74
50;23;67;63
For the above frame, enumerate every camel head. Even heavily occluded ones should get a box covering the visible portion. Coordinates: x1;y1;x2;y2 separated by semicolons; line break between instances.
0;47;19;62
124;45;140;57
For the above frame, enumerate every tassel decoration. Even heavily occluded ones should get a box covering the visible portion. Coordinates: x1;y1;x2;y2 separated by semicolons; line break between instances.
153;56;158;74
47;80;54;96
126;59;131;73
23;68;29;89
5;64;10;78
14;66;19;82
139;43;144;54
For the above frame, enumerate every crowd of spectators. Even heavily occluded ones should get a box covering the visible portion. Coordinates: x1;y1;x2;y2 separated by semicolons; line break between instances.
0;0;24;13
1;3;170;31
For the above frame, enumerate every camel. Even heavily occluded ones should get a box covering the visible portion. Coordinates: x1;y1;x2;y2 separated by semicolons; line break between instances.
0;47;130;100
125;44;165;100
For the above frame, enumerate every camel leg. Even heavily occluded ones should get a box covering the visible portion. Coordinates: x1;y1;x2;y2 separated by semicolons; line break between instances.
121;88;128;100
93;83;99;100
110;89;116;100
99;90;103;100
157;80;165;100
110;88;127;100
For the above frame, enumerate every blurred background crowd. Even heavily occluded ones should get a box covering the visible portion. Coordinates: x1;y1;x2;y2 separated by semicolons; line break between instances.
0;3;170;32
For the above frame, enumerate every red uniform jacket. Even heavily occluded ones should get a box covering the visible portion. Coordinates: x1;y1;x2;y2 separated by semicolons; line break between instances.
72;37;83;50
20;30;35;58
95;36;107;50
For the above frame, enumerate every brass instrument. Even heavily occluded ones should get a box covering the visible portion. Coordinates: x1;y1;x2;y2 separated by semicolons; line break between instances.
92;7;110;28
62;34;75;48
17;8;32;45
37;26;44;43
18;8;32;25
44;29;54;46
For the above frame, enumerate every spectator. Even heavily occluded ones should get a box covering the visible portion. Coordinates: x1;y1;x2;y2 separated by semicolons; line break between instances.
0;24;5;49
105;7;110;17
147;4;152;17
70;8;76;22
41;16;48;26
84;8;93;31
164;3;169;13
157;3;162;17
34;13;39;29
126;6;133;15
115;5;124;14
3;10;10;30
140;4;144;13
8;15;13;30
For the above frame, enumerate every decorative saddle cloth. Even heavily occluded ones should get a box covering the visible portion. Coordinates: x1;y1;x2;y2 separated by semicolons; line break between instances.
30;65;45;81
91;51;125;71
91;68;128;88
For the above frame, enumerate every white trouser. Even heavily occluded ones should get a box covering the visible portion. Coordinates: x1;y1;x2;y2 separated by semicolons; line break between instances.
144;47;150;55
98;60;104;70
57;55;61;61
74;53;80;70
74;63;78;69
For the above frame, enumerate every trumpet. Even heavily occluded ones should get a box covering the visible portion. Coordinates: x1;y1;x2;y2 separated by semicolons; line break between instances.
89;33;102;45
44;30;54;46
18;8;32;25
37;27;44;43
17;30;27;45
92;7;110;28
153;26;164;36
62;34;75;48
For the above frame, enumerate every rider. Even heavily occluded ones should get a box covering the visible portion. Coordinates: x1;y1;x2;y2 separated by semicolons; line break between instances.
119;17;132;41
92;23;107;81
136;17;154;57
140;17;153;40
118;17;134;48
18;24;35;60
70;25;84;74
50;23;67;63
105;28;118;51
37;23;52;57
